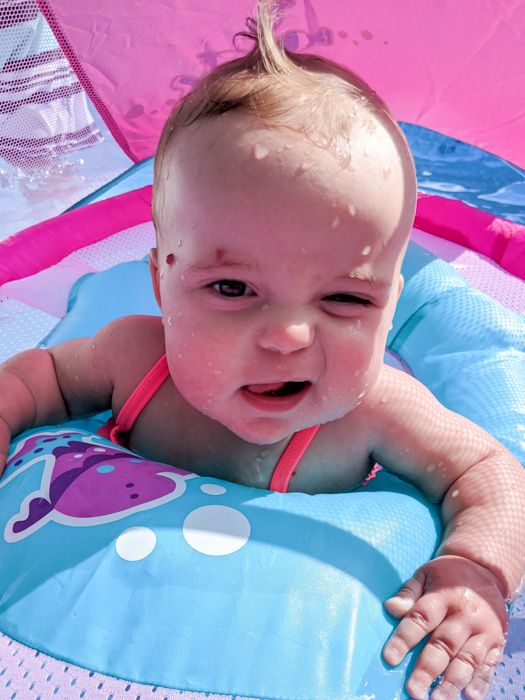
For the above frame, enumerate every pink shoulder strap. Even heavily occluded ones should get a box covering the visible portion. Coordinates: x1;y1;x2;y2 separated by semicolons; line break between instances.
269;425;320;493
99;354;170;444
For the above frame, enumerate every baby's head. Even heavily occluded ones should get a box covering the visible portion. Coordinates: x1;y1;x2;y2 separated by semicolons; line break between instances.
150;2;417;444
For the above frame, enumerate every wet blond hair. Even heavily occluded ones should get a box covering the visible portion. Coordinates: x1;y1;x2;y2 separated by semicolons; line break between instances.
153;1;406;238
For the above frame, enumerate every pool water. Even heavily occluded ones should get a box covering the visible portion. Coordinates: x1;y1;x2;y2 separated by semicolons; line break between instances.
403;123;525;225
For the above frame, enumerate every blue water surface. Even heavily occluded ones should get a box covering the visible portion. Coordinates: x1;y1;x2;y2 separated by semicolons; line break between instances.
402;123;525;225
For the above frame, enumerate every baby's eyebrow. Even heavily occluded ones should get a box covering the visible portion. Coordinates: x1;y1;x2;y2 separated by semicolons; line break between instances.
187;260;259;275
340;272;391;290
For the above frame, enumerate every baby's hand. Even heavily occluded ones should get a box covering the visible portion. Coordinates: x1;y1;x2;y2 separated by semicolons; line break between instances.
383;555;508;700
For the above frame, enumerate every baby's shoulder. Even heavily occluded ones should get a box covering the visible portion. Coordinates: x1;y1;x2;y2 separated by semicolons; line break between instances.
351;364;434;435
94;315;166;404
367;363;432;404
94;315;163;361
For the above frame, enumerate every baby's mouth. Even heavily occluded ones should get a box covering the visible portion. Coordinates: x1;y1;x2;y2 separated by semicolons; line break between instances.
244;381;310;397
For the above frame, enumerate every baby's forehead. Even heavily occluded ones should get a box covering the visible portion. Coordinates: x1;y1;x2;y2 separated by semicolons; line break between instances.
173;109;410;195
155;107;416;265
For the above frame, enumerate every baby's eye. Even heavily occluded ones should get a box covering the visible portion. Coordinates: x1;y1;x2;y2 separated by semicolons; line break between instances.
324;293;371;306
210;280;256;297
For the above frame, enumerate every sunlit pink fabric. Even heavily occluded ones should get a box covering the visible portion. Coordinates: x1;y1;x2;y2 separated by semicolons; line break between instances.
0;185;152;286
415;195;525;281
36;0;525;169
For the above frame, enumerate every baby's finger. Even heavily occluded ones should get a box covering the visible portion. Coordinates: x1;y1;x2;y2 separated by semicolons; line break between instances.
384;570;425;619
429;634;489;700
383;593;447;667
463;647;503;700
462;665;493;700
404;620;470;699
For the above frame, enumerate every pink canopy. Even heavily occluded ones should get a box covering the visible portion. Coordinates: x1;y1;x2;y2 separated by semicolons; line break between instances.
37;0;525;169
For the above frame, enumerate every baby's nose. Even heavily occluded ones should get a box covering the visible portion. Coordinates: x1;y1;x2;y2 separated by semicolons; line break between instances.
257;321;315;354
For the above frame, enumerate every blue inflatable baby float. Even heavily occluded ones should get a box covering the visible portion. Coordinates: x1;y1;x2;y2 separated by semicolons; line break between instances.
0;242;523;699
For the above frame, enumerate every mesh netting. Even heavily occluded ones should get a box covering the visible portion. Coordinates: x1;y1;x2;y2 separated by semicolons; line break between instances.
0;631;257;700
0;0;132;237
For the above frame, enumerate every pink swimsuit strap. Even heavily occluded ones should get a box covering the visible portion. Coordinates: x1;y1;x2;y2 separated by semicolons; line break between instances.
269;424;321;493
100;352;320;492
99;353;170;444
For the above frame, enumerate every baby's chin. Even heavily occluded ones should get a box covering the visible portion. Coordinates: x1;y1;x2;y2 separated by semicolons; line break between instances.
219;417;297;446
213;406;354;446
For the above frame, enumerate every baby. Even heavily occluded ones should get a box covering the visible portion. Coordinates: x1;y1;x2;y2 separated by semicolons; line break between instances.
1;4;524;699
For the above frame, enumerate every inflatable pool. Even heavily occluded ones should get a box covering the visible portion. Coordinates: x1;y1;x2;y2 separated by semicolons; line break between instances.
0;2;524;699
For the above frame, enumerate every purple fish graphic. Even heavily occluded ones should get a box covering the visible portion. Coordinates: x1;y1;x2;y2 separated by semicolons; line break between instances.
2;429;196;542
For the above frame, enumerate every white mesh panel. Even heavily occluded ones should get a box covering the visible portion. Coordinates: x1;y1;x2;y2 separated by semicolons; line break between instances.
69;222;156;270
0;295;58;362
411;228;525;314
0;0;133;238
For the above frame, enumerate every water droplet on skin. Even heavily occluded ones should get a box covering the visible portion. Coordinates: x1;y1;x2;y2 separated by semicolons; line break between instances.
166;316;173;326
177;239;182;247
295;162;311;175
331;216;340;229
355;320;362;330
177;353;183;359
381;396;387;403
160;271;164;279
253;143;269;160
361;245;371;256
358;390;366;399
348;203;356;216
451;489;460;498
383;166;392;179
426;463;436;472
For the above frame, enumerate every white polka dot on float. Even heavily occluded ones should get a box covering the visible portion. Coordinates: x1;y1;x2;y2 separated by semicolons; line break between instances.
115;526;157;561
200;483;227;496
183;505;250;556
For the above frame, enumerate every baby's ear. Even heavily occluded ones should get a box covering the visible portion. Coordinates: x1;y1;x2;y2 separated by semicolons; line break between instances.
149;248;162;309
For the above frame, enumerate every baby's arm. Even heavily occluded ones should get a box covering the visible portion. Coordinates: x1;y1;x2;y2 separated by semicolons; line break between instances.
368;367;525;700
0;323;119;471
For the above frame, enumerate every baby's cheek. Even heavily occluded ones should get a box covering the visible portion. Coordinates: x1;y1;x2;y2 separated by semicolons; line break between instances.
165;336;234;409
330;331;379;396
